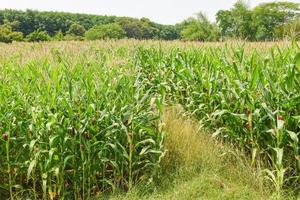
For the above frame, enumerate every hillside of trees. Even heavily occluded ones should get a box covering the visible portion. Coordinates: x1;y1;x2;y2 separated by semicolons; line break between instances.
0;1;299;43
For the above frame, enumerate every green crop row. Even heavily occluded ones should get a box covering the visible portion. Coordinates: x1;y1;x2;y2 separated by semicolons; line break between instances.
0;46;164;199
0;41;299;199
135;43;300;195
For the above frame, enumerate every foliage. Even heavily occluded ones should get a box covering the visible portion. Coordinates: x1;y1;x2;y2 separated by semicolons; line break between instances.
53;30;64;41
0;9;116;36
0;9;179;40
216;0;254;40
156;24;180;40
0;43;164;199
276;16;300;40
252;2;300;40
26;30;50;42
217;1;300;41
0;26;14;43
85;23;126;40
135;42;300;196
0;40;300;198
180;12;219;41
67;23;86;36
117;17;160;39
8;31;23;41
0;20;23;43
1;1;300;42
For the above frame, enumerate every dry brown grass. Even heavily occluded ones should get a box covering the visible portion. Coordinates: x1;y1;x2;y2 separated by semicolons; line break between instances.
162;105;270;197
162;105;220;171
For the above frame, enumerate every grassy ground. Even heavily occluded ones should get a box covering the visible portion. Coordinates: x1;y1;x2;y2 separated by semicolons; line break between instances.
98;106;273;200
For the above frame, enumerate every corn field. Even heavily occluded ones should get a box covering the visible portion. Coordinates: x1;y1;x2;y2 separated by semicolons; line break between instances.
0;40;300;199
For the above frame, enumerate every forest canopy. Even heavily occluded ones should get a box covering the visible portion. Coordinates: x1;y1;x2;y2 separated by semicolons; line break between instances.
0;1;299;43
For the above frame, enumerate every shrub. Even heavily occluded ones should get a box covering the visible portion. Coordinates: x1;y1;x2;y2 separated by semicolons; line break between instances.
53;30;64;41
85;23;126;40
67;23;86;36
0;26;12;43
26;30;50;42
9;31;23;41
0;23;23;43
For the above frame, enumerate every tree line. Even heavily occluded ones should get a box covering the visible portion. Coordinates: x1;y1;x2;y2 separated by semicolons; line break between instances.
0;0;299;43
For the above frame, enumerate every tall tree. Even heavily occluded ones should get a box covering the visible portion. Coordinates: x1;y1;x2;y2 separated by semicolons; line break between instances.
117;17;160;39
252;2;300;40
216;0;254;40
180;12;219;41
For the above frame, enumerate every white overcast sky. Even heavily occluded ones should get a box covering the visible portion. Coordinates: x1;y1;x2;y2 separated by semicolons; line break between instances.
0;0;299;24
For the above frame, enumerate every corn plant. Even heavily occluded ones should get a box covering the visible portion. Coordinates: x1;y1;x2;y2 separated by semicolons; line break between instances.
0;40;299;199
135;42;300;193
0;46;164;199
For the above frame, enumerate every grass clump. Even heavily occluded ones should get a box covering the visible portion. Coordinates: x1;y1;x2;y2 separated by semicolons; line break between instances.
105;106;270;200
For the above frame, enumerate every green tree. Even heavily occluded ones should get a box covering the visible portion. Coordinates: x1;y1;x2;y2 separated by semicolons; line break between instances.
252;2;300;40
158;25;180;40
180;12;219;41
117;17;159;39
0;9;178;40
63;22;85;41
216;10;234;38
0;9;117;36
67;23;86;36
216;0;254;40
85;23;126;40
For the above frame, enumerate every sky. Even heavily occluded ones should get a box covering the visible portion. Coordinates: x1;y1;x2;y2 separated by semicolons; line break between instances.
0;0;299;25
